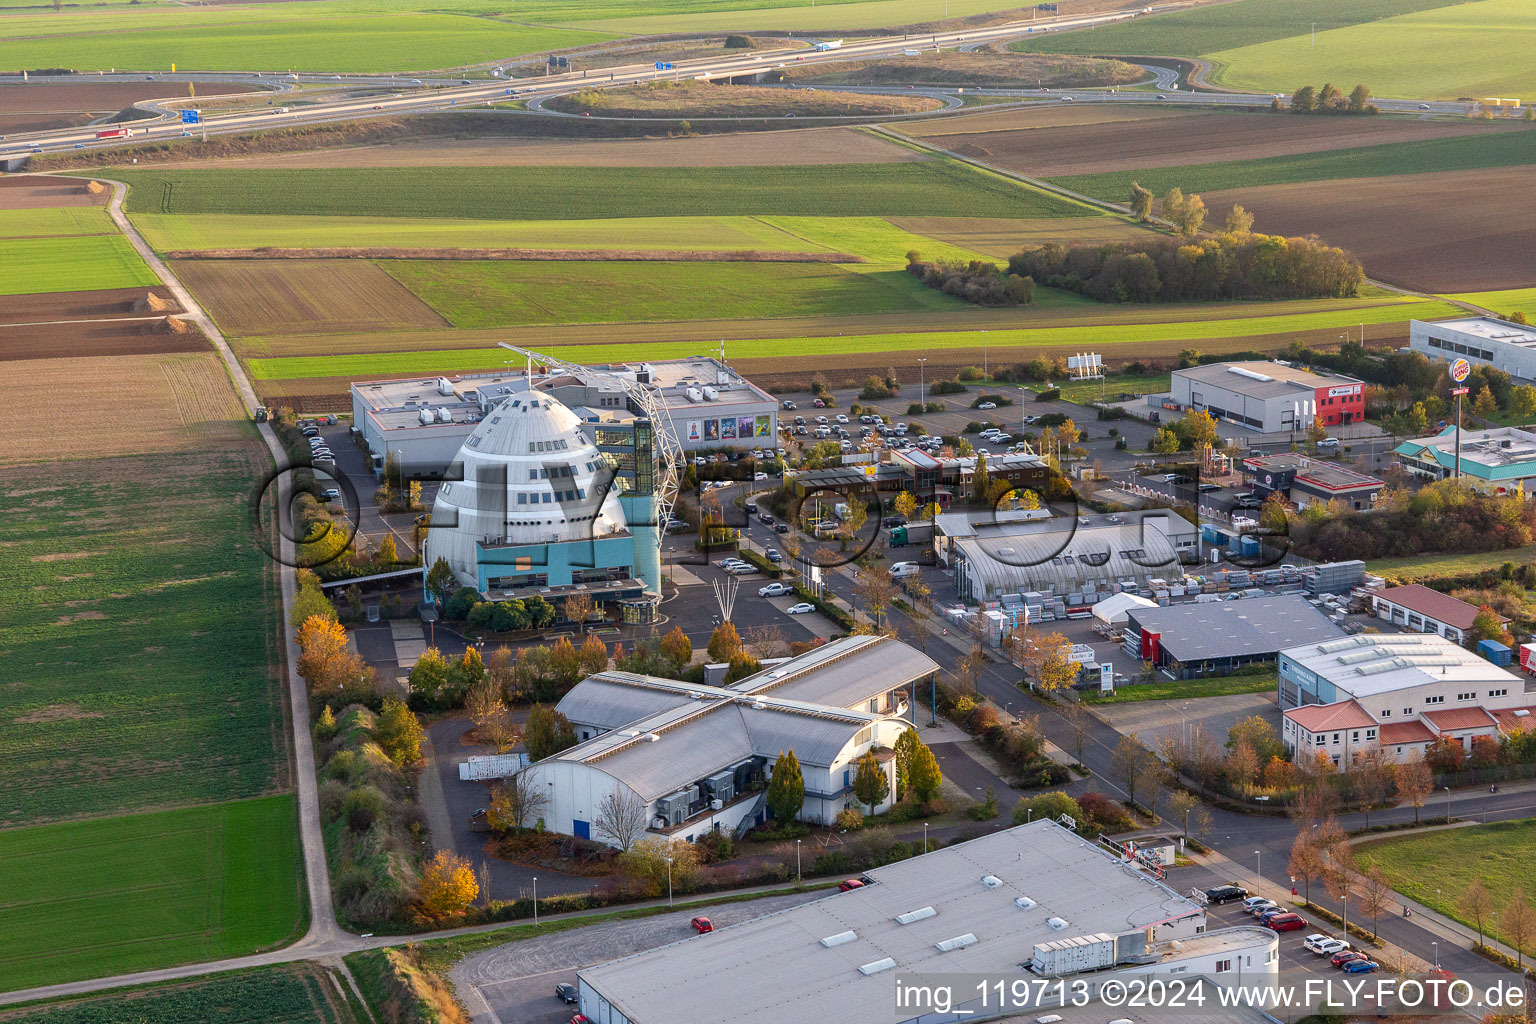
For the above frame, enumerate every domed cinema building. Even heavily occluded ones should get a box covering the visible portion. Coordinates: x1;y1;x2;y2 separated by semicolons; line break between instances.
423;389;662;619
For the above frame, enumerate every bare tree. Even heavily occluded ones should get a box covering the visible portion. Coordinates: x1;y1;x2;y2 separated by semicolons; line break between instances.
594;789;649;852
488;770;549;832
1394;756;1432;824
1167;790;1199;838
854;570;899;630
1462;880;1495;948
466;676;516;752
1288;829;1325;906
1060;699;1091;765
1110;733;1154;810
1356;864;1392;939
1189;805;1212;845
742;622;790;660
1501;886;1534;968
563;591;595;630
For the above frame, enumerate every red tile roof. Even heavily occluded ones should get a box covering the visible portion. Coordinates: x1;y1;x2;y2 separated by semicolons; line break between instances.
1423;707;1499;733
1490;707;1536;734
1377;720;1436;745
1285;700;1375;733
1375;584;1489;631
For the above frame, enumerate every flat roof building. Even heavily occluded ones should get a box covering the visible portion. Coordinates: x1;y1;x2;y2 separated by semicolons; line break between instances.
574;820;1278;1024
1241;452;1385;510
1168;361;1364;433
1411;316;1536;382
1278;633;1534;764
1394;424;1536;496
1369;583;1504;645
1124;594;1345;679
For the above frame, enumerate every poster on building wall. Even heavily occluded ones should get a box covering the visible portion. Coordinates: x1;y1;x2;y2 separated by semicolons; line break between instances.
704;419;719;441
754;415;771;437
738;416;755;438
687;420;702;443
721;417;738;440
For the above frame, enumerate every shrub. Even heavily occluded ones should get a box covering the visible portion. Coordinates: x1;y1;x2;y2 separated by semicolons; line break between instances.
1077;791;1134;834
968;704;1001;734
835;807;865;831
724;33;754;48
908;255;1035;306
930;379;968;395
968;789;1000;821
1012;791;1083;826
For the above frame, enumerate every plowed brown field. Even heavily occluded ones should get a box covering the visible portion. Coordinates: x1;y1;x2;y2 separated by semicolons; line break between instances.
0;82;259;134
0;318;208;362
1201;166;1536;293
0;175;108;210
172;259;448;336
0;286;180;322
896;103;1189;137
917;112;1511;178
148;126;924;169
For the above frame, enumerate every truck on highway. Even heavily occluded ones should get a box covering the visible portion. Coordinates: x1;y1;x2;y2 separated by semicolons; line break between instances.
889;521;934;547
812;39;843;50
95;127;132;140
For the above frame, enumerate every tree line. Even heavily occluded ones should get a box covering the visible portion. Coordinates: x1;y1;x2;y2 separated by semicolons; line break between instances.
1276;82;1378;115
1288;478;1536;562
1008;225;1364;304
905;251;1036;307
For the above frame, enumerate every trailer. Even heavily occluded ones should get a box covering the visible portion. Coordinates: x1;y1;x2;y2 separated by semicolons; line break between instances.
889;521;934;546
95;127;131;140
1520;642;1536;676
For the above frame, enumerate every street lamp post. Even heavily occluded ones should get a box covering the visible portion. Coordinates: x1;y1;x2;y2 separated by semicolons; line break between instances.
532;876;538;924
923;821;929;854
918;357;927;411
796;839;802;881
1432;941;1439;970
1255;850;1262;888
666;856;673;907
1444;785;1452;824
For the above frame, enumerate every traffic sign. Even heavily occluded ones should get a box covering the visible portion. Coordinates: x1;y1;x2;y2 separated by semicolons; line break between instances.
180;108;201;124
1451;357;1471;382
655;62;673;70
1451;387;1470;396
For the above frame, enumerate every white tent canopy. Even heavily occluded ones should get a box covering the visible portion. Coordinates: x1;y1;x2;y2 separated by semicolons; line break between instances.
1092;592;1156;626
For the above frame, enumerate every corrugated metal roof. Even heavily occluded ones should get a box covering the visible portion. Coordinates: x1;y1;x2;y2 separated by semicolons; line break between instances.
733;635;937;709
554;672;733;731
1130;595;1344;661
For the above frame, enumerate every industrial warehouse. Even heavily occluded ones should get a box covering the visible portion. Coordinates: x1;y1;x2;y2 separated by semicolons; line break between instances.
573;821;1278;1024
1163;360;1365;433
1411;316;1536;381
1122;594;1345;679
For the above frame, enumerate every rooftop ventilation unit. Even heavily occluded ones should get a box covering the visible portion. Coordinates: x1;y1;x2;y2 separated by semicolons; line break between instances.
1227;366;1275;382
857;958;896;976
981;875;1004;889
1046;917;1069;931
1014;896;1038;910
819;930;857;948
895;906;937;925
934;933;978;952
643;733;660;742
437;377;454;396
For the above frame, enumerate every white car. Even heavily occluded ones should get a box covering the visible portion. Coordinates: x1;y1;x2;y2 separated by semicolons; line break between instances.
977;402;997;410
835;414;849;423
1243;897;1277;915
754;471;768;481
786;602;815;615
759;582;793;597
1304;935;1350;956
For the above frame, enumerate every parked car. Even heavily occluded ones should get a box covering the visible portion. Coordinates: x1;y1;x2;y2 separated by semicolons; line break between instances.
691;916;714;933
1161;473;1191;484
1331;950;1367;968
758;513;775;525
977;401;997;410
1316;437;1340;450
1205;884;1249;905
555;983;578;1004
786;602;815;615
1305;934;1350;956
782;400;797;409
1264;913;1307;932
774;523;790;534
813;398;825;407
839;879;865;892
1242;896;1276;915
835;414;849;423
760;582;793;597
1341;958;1379;974
765;548;783;563
1198;482;1222;493
320;488;341;500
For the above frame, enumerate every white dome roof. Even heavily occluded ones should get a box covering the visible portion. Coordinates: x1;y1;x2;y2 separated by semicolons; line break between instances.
425;392;628;588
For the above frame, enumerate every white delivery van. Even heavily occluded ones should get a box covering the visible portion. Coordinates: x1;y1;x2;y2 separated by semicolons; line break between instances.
890;562;922;578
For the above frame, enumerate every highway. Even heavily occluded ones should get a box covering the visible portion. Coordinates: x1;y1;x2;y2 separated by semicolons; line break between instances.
1;1;1468;162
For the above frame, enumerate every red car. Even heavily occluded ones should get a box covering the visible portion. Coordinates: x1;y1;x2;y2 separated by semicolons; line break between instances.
1331;949;1367;968
839;879;865;892
570;1017;590;1024
1264;913;1306;932
690;916;713;933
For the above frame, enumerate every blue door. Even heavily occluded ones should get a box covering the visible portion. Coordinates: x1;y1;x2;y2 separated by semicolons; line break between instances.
573;819;590;840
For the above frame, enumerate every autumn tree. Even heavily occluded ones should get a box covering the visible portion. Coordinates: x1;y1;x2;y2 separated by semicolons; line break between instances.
289;582;337;628
1225;204;1255;235
971;451;991;502
486;644;517;700
894;490;918;521
1151;427;1181;454
1175;192;1206;236
1110;734;1154;809
708;621;743;662
1347;82;1372;112
378;532;399;566
1129;181;1153;221
487;771;548;831
1226;742;1260;797
1227;716;1284;764
1469;605;1513;646
723;650;762;683
523;703;576;762
548;636;581;691
767;749;805;823
1501;886;1535;968
1291;84;1317;112
1463;880;1496;946
1060;700;1091;765
1288;828;1326;906
593;789;648;852
466;675;515;752
854;569;899;630
295;615;371;697
1358;864;1393;939
1473;385;1497;421
1162;186;1186;226
1167;790;1199;838
659;626;692;673
415;850;478;922
617;837;700;898
1306;415;1329;448
906;734;943;804
375;699;424;765
409;646;451;703
1350;748;1393;828
853;751;890;814
1508;383;1536;424
577;633;609;677
563;591;595;629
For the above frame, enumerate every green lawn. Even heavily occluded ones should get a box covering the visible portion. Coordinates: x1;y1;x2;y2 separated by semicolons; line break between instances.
0;206;114;239
1357;818;1536;954
117;163;1096;221
1043;372;1172;406
246;298;1458;381
1083;671;1277;704
760;216;995;265
0;797;304;992
6;964;347;1024
0;449;283;824
1014;0;1461;58
1366;541;1536;583
1443;287;1536;316
1206;0;1536;100
0;7;610;73
1048;128;1536;203
384;259;961;327
132;213;835;254
0;235;159;296
566;0;1037;34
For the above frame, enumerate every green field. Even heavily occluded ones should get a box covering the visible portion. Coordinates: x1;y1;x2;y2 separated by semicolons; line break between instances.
0;207;114;239
1357;818;1536;954
118;163;1096;221
0;450;283;823
1366;540;1536;583
247;298;1458;380
132;213;836;254
0;235;159;296
7;964;348;1024
1048;128;1536;203
1206;0;1536;100
1444;287;1536;316
759;216;993;265
1083;671;1277;704
0;797;304;991
1015;0;1461;59
385;259;961;327
1042;372;1172;406
0;7;609;73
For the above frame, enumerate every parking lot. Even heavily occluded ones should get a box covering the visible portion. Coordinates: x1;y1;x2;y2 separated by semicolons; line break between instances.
452;890;831;1024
